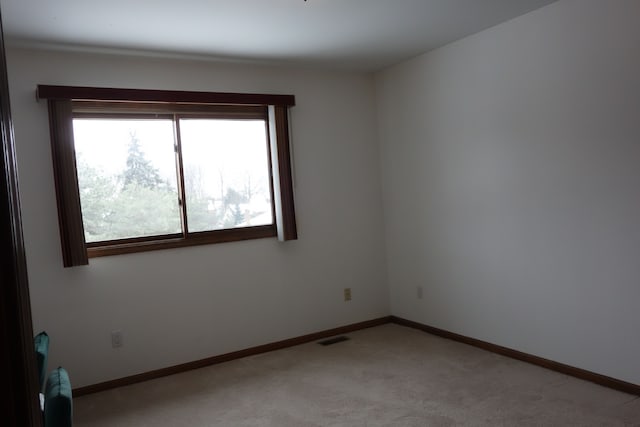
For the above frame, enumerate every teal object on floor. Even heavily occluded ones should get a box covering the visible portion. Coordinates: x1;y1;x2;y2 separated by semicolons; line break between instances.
44;367;73;427
34;331;49;391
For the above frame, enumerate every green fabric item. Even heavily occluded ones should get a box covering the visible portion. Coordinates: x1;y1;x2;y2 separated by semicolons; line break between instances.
34;331;49;391
44;367;72;427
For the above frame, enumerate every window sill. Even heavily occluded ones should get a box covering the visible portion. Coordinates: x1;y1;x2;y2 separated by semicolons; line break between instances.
86;225;277;258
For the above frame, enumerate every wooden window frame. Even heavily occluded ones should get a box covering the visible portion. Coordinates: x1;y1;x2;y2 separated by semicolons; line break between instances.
37;85;297;267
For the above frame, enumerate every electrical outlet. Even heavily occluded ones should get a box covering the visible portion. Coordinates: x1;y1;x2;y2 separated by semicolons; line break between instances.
417;286;423;299
111;330;123;348
344;288;352;301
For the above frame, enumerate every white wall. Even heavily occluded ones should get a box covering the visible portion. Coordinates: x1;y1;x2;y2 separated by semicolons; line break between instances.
7;48;389;388
376;0;640;384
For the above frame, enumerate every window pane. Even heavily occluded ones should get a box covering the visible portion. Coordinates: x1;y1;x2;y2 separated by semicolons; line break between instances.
180;119;273;232
73;119;181;242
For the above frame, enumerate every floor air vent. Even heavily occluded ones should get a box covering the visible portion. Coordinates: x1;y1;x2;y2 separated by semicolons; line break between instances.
318;336;350;346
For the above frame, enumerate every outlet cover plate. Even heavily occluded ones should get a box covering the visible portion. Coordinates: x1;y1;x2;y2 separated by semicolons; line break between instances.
111;330;123;348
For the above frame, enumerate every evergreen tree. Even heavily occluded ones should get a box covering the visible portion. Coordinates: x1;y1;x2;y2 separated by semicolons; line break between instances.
78;132;182;241
107;183;181;238
76;156;117;242
122;132;164;189
231;203;244;226
224;188;247;205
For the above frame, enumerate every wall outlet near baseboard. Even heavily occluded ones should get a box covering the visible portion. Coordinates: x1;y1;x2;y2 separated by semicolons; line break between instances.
417;286;423;299
111;330;123;348
344;288;352;301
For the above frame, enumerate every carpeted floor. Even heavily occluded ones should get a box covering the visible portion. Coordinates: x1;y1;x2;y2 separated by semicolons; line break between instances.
74;324;640;426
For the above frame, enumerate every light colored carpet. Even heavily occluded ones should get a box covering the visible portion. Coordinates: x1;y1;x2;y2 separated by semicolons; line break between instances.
74;324;640;426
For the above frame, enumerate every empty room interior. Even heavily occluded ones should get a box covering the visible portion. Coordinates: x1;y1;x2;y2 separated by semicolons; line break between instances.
2;0;640;425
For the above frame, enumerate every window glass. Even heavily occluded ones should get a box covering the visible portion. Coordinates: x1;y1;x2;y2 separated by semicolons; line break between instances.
179;118;273;232
73;118;181;242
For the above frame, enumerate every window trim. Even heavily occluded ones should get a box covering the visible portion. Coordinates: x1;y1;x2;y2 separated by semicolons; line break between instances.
37;85;295;106
38;85;297;267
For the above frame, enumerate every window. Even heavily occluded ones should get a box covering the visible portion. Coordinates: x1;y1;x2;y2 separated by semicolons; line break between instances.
38;86;297;267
